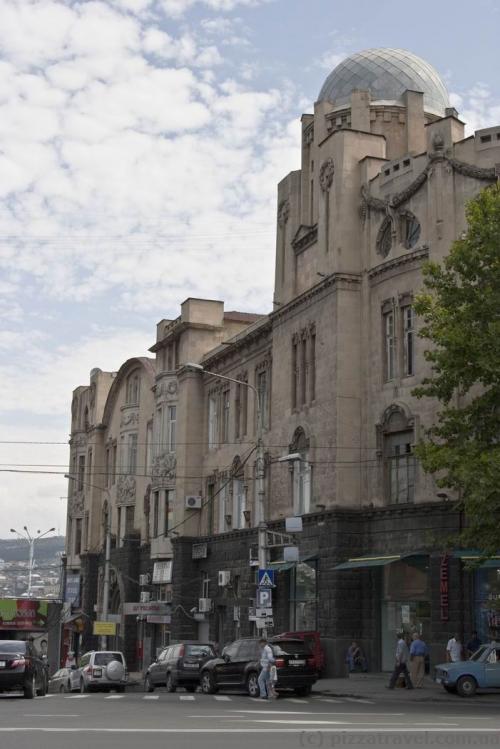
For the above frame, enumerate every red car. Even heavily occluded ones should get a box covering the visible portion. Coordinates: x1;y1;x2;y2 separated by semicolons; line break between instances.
275;631;325;674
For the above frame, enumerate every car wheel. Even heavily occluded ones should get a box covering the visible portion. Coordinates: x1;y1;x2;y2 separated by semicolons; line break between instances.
80;679;88;694
200;670;217;695
144;676;155;693
246;672;260;698
295;685;312;697
456;675;477;697
165;673;177;693
185;685;196;693
23;675;36;700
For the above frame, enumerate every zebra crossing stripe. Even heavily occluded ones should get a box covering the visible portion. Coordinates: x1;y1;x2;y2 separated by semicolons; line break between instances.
143;695;159;700
179;695;195;700
214;696;231;701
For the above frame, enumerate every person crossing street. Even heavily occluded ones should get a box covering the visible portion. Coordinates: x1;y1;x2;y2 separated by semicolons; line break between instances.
257;637;275;699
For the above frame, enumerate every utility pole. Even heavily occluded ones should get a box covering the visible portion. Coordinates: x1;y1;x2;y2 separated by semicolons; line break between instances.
100;505;111;650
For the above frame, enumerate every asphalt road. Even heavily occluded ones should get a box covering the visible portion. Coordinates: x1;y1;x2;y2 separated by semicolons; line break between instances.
0;687;499;749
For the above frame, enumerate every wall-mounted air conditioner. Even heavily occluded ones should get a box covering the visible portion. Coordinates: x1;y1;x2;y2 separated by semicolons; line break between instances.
218;570;231;587
198;598;212;613
185;495;202;510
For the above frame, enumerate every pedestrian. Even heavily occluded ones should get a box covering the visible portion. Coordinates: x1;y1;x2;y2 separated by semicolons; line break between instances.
64;651;76;669
409;633;428;688
446;633;463;663
268;663;278;699
257;637;275;699
387;632;414;690
346;641;367;672
466;630;481;657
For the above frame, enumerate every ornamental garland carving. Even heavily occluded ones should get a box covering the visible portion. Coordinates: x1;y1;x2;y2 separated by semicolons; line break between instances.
277;199;290;227
152;452;176;488
69;491;84;515
117;475;136;505
155;379;178;400
120;411;139;428
319;158;335;191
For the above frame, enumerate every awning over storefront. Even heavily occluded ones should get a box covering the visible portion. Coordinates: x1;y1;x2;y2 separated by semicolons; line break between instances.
269;554;317;572
452;550;500;568
334;552;427;571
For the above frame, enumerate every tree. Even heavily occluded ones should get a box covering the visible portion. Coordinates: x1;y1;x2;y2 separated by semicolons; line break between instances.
413;184;500;556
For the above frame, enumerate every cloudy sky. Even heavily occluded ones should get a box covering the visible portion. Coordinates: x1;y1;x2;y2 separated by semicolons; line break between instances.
0;0;499;538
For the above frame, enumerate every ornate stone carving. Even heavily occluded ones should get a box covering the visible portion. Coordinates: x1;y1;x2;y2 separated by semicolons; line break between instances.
447;158;497;182
70;491;84;515
277;198;290;227
117;475;136;505
120;411;139;428
292;224;318;254
152;452;176;488
319;158;335;191
155;379;178;400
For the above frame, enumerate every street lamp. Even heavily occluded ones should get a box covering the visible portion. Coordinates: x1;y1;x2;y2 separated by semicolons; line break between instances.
185;361;268;568
10;526;56;597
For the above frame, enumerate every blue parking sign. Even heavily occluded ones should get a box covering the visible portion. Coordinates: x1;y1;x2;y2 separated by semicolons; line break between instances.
258;569;275;587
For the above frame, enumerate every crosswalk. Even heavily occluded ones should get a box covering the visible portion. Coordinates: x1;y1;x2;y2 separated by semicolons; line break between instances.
49;693;375;705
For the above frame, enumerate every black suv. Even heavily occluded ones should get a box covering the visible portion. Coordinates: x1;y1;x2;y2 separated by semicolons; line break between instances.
144;641;216;693
200;637;317;697
0;640;48;699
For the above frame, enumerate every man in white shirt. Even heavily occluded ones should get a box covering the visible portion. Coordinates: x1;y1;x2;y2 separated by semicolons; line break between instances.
446;633;463;663
258;637;275;699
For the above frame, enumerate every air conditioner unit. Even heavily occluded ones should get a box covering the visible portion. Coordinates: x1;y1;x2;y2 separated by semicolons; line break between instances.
139;574;150;586
198;598;212;613
140;591;151;603
218;570;231;587
185;495;202;510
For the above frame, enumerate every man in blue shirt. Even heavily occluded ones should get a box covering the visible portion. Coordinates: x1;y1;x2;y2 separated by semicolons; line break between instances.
410;633;428;688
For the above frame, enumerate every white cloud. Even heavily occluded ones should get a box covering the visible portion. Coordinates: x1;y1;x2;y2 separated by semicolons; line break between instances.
450;86;500;135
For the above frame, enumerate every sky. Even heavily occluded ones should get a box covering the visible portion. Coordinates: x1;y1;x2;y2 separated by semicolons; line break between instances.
1;0;500;538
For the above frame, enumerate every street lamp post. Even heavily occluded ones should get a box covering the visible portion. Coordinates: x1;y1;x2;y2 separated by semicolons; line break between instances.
186;363;268;632
10;527;56;597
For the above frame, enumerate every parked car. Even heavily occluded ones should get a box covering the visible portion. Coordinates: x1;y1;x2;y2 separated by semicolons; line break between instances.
48;666;79;693
276;631;326;674
199;637;317;697
145;642;216;693
76;651;128;693
435;642;500;696
0;639;48;698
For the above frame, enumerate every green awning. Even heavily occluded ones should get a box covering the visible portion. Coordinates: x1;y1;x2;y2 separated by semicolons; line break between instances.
269;554;317;572
453;550;500;568
334;552;428;571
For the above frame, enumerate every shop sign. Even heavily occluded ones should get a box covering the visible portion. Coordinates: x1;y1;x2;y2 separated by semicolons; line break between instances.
93;621;116;636
0;598;48;631
147;615;171;624
401;604;410;625
192;543;208;560
65;574;80;606
152;561;173;584
440;553;449;622
123;602;170;616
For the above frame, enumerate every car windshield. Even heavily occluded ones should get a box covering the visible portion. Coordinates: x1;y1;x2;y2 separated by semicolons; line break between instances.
470;646;489;661
0;641;26;654
271;640;311;655
185;644;215;658
94;652;123;666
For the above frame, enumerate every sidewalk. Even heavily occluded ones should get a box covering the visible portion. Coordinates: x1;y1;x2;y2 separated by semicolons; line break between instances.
312;672;451;701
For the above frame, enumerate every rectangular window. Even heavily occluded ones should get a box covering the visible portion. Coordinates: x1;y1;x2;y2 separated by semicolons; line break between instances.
222;388;230;443
74;518;82;556
293;460;311;515
309;332;316;402
87;449;93;482
232;478;246;529
301;338;307;405
152;491;159;538
105;448;111;488
112;444;117;485
207;483;215;534
167;406;176;451
77;455;85;491
84;513;89;552
127;433;138;475
125;505;134;538
257;370;269;430
117;506;122;546
218;481;227;533
155;406;162;456
208;395;218;449
235;385;241;439
386;433;415;504
165;489;174;535
292;340;298;409
403;306;415;377
384;310;395;381
146;421;153;475
241;381;248;436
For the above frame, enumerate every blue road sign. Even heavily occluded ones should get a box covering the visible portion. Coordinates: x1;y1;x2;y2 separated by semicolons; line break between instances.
258;569;275;587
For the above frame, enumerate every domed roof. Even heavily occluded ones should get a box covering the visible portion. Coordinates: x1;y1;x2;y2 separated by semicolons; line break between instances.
318;48;450;116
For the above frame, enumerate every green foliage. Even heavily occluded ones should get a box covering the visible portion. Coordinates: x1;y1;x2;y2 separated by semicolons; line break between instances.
414;185;500;556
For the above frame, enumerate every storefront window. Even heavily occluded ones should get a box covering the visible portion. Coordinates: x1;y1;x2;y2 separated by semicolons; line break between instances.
475;567;500;642
289;560;317;631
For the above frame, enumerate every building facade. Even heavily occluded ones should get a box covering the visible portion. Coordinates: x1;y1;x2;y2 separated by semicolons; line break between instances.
65;48;500;673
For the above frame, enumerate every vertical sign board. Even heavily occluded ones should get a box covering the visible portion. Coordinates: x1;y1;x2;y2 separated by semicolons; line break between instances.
440;553;449;622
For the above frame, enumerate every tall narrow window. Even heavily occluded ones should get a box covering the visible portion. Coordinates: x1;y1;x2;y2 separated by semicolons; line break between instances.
152;491;159;538
222;389;230;443
165;489;174;535
241;380;248;436
112;444;117;485
232;478;246;529
167;345;173;371
87;449;92;482
207;483;215;534
155;406;162;456
167;405;176;451
257;370;269;430
292;340;298;409
146;421;153;475
77;455;85;491
208;395;218;449
218;481;227;533
235;385;241;439
127;433;138;475
126;372;140;405
74;518;82;556
309;331;316;402
301;337;307;405
125;505;134;538
384;310;395;381
293;459;311;515
403;306;415;377
84;513;89;552
105;448;111;488
117;506;122;546
386;433;415;504
310;178;314;223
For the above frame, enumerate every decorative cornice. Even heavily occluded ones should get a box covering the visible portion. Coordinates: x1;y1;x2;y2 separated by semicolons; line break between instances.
292;224;318;255
368;246;429;283
271;273;361;323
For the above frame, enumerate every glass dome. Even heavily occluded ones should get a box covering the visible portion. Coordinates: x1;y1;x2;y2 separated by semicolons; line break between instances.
318;48;450;117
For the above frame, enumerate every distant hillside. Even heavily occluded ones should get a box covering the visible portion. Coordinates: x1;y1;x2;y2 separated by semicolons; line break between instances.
0;536;65;562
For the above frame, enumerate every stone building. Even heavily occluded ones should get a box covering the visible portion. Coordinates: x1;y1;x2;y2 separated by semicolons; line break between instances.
65;48;500;674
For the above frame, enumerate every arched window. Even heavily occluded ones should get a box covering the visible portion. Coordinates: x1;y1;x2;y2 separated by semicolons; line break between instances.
376;216;393;257
126;371;140;405
290;427;312;516
379;405;415;504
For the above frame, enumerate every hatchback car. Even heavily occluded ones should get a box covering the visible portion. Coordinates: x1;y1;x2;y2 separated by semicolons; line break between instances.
0;639;47;698
200;637;317;697
145;642;216;693
435;642;500;696
48;667;80;693
77;651;128;693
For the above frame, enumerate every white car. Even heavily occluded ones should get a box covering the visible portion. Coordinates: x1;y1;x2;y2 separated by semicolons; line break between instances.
77;651;128;693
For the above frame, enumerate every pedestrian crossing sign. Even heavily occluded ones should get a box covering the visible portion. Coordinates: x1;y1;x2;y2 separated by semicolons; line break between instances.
258;569;275;587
